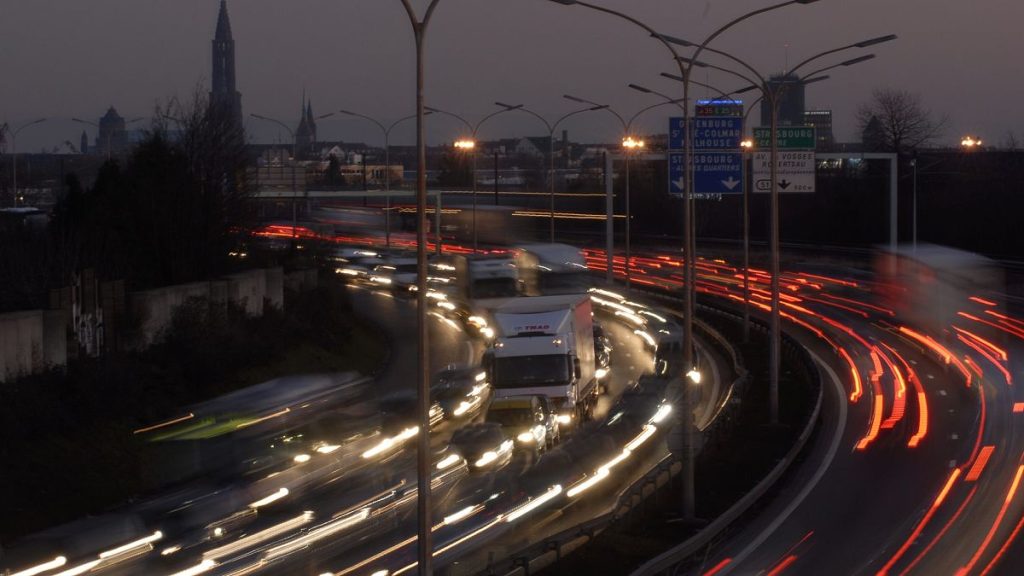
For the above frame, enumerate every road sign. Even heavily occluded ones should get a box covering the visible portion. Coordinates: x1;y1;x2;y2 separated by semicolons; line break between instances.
695;152;743;195
753;126;815;149
753;150;815;193
696;99;743;117
693;117;743;150
668;117;685;150
668;152;685;197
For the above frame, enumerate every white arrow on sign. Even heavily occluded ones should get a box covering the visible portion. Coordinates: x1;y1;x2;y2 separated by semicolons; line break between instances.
721;176;740;191
672;177;686;191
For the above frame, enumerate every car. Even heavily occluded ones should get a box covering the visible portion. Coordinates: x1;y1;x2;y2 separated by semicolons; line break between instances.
333;248;385;282
485;396;559;454
431;365;491;421
449;423;514;472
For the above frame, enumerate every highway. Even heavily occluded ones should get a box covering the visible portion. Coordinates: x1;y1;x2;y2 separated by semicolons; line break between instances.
591;247;1023;576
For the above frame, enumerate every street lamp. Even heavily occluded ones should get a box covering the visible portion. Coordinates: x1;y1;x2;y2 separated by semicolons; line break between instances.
661;33;894;425
426;104;520;252
251;113;303;244
961;136;983;149
394;1;443;571
548;0;815;522
337;109;430;250
492;100;605;243
5;118;46;207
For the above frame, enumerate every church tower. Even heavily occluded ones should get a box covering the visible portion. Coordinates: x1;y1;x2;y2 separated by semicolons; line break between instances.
295;95;317;158
211;0;243;128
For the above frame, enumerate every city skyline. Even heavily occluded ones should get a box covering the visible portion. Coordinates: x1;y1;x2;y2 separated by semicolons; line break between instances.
2;0;1022;152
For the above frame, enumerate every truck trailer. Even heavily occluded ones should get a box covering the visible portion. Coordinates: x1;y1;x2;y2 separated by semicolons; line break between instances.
486;294;598;424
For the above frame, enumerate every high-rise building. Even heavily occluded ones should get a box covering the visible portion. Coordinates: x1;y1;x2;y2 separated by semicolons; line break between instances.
803;110;834;151
295;96;317;158
760;73;805;126
210;0;242;128
80;130;89;156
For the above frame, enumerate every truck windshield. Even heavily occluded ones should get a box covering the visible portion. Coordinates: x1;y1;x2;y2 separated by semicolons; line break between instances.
493;355;569;388
473;278;519;298
539;272;591;294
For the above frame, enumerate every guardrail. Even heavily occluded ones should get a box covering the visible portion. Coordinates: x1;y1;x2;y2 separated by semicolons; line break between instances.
630;309;824;576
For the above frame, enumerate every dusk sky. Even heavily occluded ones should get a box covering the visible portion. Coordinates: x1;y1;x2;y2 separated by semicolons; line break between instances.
2;0;1022;152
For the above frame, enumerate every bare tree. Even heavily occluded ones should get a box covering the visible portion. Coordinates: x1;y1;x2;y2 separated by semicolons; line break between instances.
857;88;946;156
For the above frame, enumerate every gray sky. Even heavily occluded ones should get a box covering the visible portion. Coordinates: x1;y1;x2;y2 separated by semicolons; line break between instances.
3;0;1022;152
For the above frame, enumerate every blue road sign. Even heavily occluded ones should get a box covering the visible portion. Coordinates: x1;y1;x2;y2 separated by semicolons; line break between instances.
694;152;743;195
669;117;685;150
693;117;743;150
668;152;685;197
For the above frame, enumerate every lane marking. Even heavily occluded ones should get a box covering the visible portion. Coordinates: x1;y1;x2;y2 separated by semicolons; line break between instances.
720;350;846;574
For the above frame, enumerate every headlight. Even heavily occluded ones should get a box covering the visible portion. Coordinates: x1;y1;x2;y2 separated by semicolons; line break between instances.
556;414;573;425
452;400;473;417
475;451;498;467
517;432;536;443
480;327;495;339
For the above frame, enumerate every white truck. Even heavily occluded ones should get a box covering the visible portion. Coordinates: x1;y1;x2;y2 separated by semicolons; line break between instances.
514;243;592;296
451;253;521;301
486;294;598;424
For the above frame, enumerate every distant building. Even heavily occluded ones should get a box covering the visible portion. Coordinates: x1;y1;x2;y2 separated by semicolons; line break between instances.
80;130;88;155
210;0;243;130
760;73;805;126
803;110;835;151
96;106;129;156
295;96;317;158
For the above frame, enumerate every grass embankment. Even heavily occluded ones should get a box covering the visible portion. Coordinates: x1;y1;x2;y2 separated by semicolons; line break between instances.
0;284;386;542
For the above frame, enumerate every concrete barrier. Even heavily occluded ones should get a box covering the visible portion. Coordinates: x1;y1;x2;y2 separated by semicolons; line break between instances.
0;310;66;382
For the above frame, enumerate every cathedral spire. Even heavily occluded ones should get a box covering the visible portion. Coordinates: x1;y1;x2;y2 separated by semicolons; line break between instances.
215;0;232;41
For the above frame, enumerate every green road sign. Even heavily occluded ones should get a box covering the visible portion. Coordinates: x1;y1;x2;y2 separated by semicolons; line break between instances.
753;126;815;149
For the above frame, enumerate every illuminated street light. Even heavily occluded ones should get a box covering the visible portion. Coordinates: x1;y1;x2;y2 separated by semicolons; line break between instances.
740;139;754;149
622;136;645;149
961;136;983;148
453;139;476;150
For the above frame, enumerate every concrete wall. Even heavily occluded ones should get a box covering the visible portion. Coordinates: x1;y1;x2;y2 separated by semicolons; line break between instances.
0;310;66;383
2;268;286;381
284;268;318;293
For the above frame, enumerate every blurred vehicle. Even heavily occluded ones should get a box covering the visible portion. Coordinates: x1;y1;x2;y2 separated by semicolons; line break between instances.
431;365;491;421
379;390;444;434
369;258;419;295
333;247;385;282
449;423;514;472
447;253;521;301
593;321;612;369
514;243;591;296
485;395;559;454
486;294;599;424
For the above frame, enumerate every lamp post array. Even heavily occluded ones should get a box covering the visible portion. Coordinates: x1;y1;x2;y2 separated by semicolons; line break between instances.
6;118;47;207
426;104;520;252
250;113;301;243
336;109;424;250
493;101;605;243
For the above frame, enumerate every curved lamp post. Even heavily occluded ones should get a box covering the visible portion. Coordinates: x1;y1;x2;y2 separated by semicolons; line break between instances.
548;0;815;520
493;101;606;243
425;104;520;251
6;118;46;207
336;109;426;249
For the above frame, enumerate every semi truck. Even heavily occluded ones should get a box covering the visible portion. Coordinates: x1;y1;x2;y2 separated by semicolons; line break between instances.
514;243;592;296
485;294;598;424
448;252;521;301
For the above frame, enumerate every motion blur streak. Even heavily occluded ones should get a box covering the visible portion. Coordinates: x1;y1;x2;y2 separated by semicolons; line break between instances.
249;487;289;508
880;342;928;448
954;327;1008;361
961;311;1024;340
1014;403;1024;414
855;395;885;451
876;468;962;576
955;465;1024;576
505;485;563;523
133;413;195;434
964;381;988;470
168;559;217;576
957;334;1013;386
980;498;1024;575
964;446;996;482
765;555;798;576
50;560;100;576
9;556;66;576
701;558;732;576
203;512;313;560
969;296;997;306
901;487;979;576
264;508;369;560
877;348;907;430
